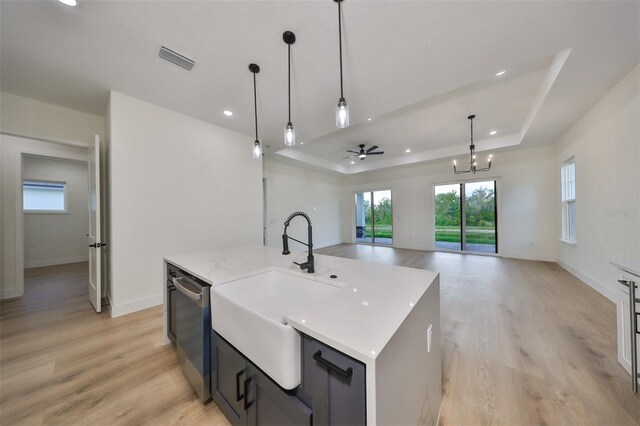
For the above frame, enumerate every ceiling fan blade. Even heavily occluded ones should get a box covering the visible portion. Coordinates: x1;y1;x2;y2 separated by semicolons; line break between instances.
366;145;379;154
346;150;360;154
367;151;384;155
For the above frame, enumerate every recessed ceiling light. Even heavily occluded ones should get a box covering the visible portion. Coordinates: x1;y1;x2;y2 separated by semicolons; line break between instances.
222;110;234;117
58;0;77;6
350;161;355;164
367;117;372;121
405;149;411;153
300;141;304;145
489;130;498;135
495;70;506;76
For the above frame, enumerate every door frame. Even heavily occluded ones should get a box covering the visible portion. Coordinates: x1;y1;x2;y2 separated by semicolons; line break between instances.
432;176;501;256
352;187;394;246
1;133;88;299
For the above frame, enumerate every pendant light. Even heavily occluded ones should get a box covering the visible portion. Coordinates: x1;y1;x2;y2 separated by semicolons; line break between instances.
249;63;261;159
453;115;492;174
334;0;349;128
283;31;296;146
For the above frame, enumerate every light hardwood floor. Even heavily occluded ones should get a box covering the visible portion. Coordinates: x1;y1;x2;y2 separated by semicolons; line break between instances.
1;247;639;425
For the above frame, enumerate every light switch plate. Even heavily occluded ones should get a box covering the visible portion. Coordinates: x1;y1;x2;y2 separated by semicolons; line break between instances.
427;324;433;352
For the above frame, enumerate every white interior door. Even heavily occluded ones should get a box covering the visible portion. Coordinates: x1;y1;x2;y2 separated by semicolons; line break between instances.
88;135;102;313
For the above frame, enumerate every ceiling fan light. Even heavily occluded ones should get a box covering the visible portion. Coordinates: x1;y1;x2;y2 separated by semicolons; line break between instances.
284;123;296;146
359;153;366;160
336;98;350;128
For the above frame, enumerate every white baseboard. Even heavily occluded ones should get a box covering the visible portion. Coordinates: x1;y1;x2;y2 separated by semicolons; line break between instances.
500;251;556;262
392;242;430;251
387;243;556;262
315;240;344;249
109;293;163;318
24;256;89;269
0;287;23;300
557;259;616;302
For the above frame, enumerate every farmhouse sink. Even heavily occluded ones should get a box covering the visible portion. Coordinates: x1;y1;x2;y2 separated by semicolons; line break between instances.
210;267;343;389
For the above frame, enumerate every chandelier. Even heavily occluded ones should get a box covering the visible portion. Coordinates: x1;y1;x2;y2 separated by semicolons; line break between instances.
454;114;492;174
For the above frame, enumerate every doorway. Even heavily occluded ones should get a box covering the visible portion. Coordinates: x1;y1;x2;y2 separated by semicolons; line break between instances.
22;155;89;269
434;180;497;253
354;189;393;245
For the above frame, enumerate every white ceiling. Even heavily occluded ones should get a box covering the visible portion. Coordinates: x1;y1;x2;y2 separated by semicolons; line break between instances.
1;1;638;174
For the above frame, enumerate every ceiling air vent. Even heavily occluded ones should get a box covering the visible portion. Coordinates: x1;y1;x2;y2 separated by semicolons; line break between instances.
158;46;195;71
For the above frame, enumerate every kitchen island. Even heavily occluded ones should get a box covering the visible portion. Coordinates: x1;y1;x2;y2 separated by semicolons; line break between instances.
164;245;441;425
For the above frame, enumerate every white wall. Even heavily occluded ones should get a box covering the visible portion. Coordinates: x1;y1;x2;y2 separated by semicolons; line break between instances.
343;145;557;261
263;159;346;250
0;134;88;299
23;156;89;268
554;65;639;301
0;91;105;147
108;92;263;317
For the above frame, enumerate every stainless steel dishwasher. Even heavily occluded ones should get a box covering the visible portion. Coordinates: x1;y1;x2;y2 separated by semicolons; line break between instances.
172;267;212;402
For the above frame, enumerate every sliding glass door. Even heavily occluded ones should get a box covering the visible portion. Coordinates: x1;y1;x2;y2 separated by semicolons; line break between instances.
355;190;392;245
434;184;462;251
434;180;497;253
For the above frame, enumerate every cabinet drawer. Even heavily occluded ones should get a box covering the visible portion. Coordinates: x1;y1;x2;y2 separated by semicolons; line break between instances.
302;335;366;426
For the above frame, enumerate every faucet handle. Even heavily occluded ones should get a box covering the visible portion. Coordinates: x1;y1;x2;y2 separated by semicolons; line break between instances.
294;261;309;271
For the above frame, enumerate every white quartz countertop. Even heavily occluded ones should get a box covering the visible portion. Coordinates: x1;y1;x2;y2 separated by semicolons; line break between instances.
611;259;640;277
164;245;438;364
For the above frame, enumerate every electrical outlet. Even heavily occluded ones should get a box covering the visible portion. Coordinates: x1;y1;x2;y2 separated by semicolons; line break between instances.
427;324;433;352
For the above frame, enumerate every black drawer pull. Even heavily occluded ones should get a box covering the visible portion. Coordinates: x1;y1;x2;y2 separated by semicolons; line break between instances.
243;377;254;410
313;350;353;378
236;369;245;401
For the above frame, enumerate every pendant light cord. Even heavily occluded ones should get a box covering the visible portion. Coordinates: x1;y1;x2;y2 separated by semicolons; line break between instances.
253;72;259;140
338;0;344;99
288;43;292;123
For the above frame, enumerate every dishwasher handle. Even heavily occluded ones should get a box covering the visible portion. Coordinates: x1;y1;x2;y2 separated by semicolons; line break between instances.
173;277;202;301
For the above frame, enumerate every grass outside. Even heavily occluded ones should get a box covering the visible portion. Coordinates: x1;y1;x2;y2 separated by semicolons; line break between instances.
362;225;495;244
363;224;392;239
436;226;495;245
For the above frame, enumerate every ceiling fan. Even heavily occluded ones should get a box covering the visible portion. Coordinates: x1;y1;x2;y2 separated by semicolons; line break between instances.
343;144;385;161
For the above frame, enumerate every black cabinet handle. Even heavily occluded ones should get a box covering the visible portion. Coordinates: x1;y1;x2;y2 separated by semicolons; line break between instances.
313;350;353;378
243;377;254;409
619;279;630;287
236;369;245;401
88;242;107;248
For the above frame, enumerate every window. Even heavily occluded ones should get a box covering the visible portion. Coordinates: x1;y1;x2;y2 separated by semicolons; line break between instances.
561;158;576;242
23;180;67;213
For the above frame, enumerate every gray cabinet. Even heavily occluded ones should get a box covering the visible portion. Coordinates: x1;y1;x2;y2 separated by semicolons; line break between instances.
212;333;249;425
301;335;366;425
246;363;312;425
212;332;312;426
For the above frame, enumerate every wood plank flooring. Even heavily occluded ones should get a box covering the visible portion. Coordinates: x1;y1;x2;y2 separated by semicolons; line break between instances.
317;244;640;425
0;263;228;425
1;247;639;425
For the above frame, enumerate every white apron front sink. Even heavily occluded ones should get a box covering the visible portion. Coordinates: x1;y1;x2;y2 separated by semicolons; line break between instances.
210;267;342;389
